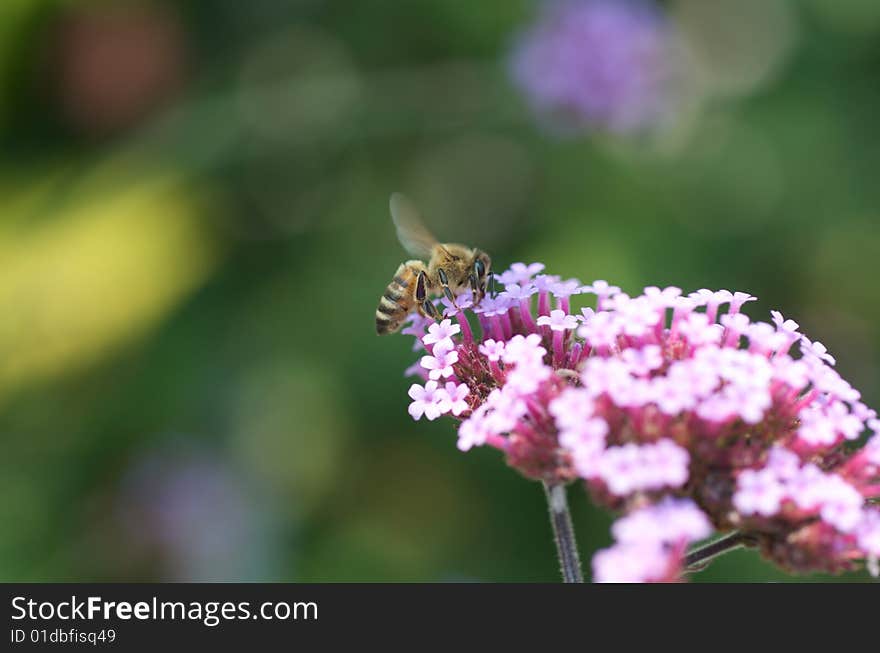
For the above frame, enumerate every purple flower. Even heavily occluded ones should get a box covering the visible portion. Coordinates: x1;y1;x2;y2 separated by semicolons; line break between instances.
509;0;677;134
116;449;272;581
395;262;880;580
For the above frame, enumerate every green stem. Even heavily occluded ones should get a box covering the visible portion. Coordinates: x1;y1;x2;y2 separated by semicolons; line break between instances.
542;482;584;583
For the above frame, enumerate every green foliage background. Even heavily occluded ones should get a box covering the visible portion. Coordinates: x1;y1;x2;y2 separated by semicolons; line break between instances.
1;0;878;582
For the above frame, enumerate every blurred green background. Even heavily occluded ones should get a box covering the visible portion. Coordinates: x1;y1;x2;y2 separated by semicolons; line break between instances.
1;0;878;582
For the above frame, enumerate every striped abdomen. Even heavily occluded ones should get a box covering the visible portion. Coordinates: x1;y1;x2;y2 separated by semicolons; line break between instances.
376;261;424;335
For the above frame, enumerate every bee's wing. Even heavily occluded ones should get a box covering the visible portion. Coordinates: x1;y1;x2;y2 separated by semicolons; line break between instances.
390;192;439;258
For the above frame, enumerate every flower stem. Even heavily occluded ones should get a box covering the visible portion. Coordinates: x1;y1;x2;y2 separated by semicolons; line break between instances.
684;531;757;573
542;482;584;583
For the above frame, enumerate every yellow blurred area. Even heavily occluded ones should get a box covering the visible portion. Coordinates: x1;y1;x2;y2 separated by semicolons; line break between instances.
0;171;220;404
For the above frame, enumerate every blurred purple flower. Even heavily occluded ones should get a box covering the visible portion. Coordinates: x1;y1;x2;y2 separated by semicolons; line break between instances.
509;0;677;134
117;447;276;581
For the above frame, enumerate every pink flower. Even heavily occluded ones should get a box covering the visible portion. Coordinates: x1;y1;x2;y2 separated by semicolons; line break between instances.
643;285;682;308
771;310;800;334
576;311;623;349
865;435;880;465
595;440;690;495
407;381;447;421
403;361;427;379
592;542;673;583
550;279;583;299
689;289;732;322
500;283;538;302
650;377;697;415
497;262;544;286
397;263;880;580
856;511;880;558
594;499;711;583
422;319;461;347
441;382;470;417
549;388;595;429
402;313;433;347
729;291;757;314
420;341;459;380
612;498;712;545
734;450;867;535
800;336;836;366
676;312;722;346
581;280;621;307
720;312;751;346
501;333;546;367
537;309;578;331
533;274;561;294
478;339;506;362
457;414;492;452
621;345;663;376
440;291;473;312
734;468;785;517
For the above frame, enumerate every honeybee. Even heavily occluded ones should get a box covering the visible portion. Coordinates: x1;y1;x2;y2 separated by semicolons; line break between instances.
375;193;492;335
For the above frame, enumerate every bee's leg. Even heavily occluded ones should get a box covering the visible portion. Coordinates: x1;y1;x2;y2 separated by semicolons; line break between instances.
469;273;483;306
416;270;429;304
437;269;460;317
422;299;441;321
489;273;496;298
415;270;441;322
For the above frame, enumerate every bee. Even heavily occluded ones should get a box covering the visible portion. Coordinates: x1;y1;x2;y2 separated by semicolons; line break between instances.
375;192;492;335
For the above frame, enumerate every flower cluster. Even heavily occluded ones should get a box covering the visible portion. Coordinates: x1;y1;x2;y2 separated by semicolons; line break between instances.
509;0;677;134
592;498;711;582
401;262;880;582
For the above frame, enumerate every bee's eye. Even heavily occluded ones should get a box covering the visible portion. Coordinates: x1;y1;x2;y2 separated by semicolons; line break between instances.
474;259;486;279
